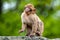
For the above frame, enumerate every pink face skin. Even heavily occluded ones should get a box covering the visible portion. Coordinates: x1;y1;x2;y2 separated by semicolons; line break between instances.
25;7;30;12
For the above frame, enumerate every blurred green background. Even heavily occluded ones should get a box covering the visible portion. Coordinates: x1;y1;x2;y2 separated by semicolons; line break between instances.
0;0;60;38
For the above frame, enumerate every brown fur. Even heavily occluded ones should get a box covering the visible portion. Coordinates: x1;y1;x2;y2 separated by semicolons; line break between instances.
19;4;44;37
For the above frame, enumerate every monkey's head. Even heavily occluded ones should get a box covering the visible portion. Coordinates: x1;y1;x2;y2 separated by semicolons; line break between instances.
24;4;36;15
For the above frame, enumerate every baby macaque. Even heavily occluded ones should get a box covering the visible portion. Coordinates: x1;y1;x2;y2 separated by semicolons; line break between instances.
19;4;44;37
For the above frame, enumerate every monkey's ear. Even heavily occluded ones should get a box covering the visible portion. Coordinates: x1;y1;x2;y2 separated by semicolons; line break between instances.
32;8;36;14
32;8;36;12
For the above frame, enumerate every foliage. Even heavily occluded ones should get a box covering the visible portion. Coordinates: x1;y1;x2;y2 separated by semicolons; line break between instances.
0;0;60;38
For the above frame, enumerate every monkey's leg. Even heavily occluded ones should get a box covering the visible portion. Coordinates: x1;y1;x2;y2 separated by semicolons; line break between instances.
36;31;41;36
29;23;38;37
26;27;32;36
36;22;44;36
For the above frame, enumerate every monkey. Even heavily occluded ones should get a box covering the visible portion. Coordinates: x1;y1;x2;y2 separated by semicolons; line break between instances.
19;4;44;37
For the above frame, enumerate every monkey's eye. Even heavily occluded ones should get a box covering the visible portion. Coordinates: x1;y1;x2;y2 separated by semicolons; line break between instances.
30;9;32;11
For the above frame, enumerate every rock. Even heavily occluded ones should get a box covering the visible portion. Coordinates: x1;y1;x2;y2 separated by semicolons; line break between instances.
0;36;60;40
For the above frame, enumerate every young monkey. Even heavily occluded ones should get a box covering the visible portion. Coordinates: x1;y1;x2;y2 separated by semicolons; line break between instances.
19;4;44;37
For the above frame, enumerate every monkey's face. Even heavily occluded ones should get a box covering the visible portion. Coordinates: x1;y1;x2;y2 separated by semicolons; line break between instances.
24;7;32;13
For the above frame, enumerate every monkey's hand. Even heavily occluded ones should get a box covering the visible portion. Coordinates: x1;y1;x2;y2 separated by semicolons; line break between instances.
29;33;35;37
19;30;24;33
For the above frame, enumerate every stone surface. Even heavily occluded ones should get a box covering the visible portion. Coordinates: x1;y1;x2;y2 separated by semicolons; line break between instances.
0;36;60;40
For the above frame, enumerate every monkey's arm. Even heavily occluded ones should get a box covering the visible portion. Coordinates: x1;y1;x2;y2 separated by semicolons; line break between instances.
19;23;26;33
19;13;27;33
31;22;38;34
